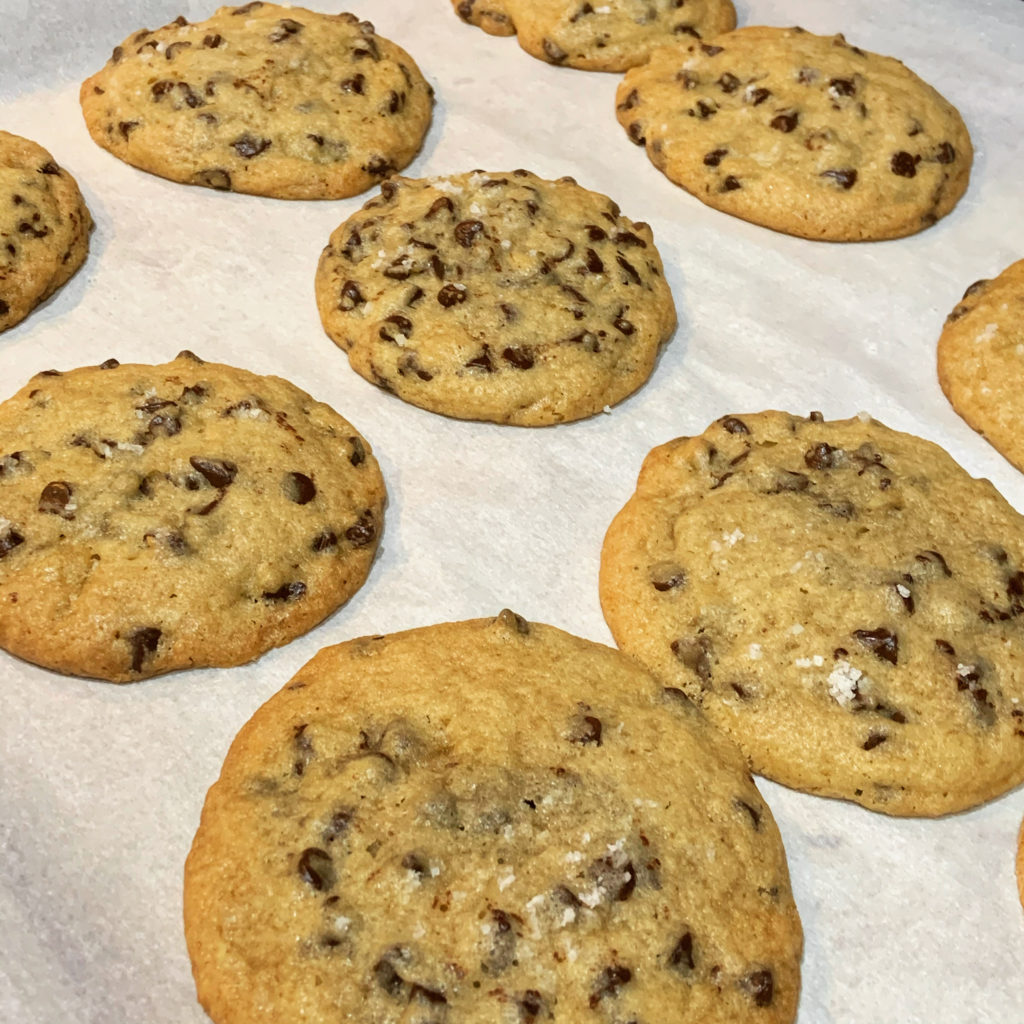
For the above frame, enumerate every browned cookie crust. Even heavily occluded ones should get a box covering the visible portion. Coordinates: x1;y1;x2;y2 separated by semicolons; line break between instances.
0;131;92;332
452;0;737;72
185;612;802;1024
315;170;676;426
938;260;1024;472
601;411;1024;816
80;4;433;199
616;26;972;240
0;353;385;682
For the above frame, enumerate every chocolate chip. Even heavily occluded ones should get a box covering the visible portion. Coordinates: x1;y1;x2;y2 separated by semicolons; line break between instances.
704;147;728;166
589;965;632;1008
363;156;394;178
830;77;856;96
262;581;306;601
701;43;723;56
891;151;920;177
437;283;467;307
502;347;534;370
651;562;686;591
804;442;838;469
569;714;602;746
671;635;713;685
668;931;696;974
627;121;646;146
189;456;237;488
323;808;353;842
821;168;858;189
311;529;337;552
935;142;956;164
771;111;799;132
380;313;413;342
769;470;810;493
129;626;161;672
426;196;454;219
283;472;316;504
740;968;774;1007
862;731;887;751
232;134;271;159
454;220;484;247
373;955;407;998
853;627;899;665
0;527;26;559
543;38;567;63
746;86;771;105
935;639;956;656
193;168;232;190
268;17;303;41
721;175;742;191
915;549;952;577
345;511;377;547
38;481;74;519
617;88;639;111
202;33;222;47
584;248;604;273
484;908;518;974
348;436;366;467
717;72;740;93
515;990;548;1023
298;847;336;890
465;347;494;373
497;608;530;634
340;73;365;94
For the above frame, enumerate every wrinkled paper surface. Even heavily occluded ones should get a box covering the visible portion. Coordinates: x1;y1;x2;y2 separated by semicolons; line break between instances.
1;1;1023;1021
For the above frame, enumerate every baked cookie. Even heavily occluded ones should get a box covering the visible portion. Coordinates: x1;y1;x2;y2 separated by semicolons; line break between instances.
616;26;972;240
451;0;736;72
80;4;433;199
315;170;676;425
938;260;1024;472
0;131;92;332
185;611;803;1024
600;411;1024;816
0;353;385;682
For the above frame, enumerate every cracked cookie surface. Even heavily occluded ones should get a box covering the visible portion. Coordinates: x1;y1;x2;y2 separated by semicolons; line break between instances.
451;0;736;72
80;3;433;199
938;259;1024;473
0;131;92;333
600;411;1024;815
0;353;385;682
315;170;676;425
184;611;802;1024
616;26;972;240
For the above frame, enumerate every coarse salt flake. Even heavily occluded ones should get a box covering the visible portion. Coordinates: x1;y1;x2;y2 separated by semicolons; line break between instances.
828;660;862;706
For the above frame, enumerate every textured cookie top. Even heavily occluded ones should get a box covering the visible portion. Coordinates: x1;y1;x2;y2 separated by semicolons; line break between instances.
185;611;802;1024
938;259;1024;472
79;4;433;199
316;170;677;425
616;26;972;240
0;131;92;332
0;354;385;682
600;412;1024;815
452;0;736;72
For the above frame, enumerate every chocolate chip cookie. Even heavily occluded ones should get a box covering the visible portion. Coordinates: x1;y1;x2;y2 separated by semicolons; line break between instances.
80;4;433;199
600;411;1024;815
452;0;737;72
938;259;1024;472
616;26;972;240
315;170;676;425
0;131;92;333
0;353;385;682
185;611;803;1024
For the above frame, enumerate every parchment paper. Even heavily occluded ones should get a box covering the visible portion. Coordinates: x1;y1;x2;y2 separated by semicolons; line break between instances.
1;2;1022;1021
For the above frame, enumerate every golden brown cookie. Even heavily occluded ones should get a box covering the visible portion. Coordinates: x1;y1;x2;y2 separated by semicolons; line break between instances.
938;259;1024;472
452;0;737;72
601;411;1024;815
315;170;677;425
80;4;433;199
616;26;972;240
184;612;803;1024
0;353;385;682
0;131;92;332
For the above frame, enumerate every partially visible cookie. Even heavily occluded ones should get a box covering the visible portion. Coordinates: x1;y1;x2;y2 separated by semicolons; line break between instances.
185;611;803;1024
315;170;676;425
452;0;737;72
938;260;1024;472
0;132;92;332
616;26;972;240
80;4;433;199
0;353;385;682
600;411;1024;816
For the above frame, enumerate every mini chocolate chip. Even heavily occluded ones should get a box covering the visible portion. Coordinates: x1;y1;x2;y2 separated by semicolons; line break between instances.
38;481;74;519
263;581;307;601
589;965;632;1008
704;147;728;166
284;472;316;504
770;111;799;132
891;151;919;177
740;968;774;1007
721;175;742;191
298;847;335;890
129;627;161;672
345;511;377;547
853;627;899;665
189;456;237;488
862;731;888;751
502;347;534;370
821;168;858;189
668;931;696;973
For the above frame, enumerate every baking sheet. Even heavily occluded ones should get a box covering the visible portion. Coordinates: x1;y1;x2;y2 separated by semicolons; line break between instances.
1;1;1023;1021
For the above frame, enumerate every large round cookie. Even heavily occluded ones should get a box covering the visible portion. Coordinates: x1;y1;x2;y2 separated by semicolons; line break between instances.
452;0;736;72
185;611;803;1024
0;353;385;682
616;26;972;240
315;170;677;425
938;259;1024;472
600;411;1024;816
80;4;433;199
0;131;92;332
